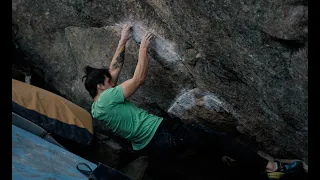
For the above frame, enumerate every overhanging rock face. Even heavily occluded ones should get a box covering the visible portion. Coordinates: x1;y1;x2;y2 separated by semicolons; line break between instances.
12;0;308;163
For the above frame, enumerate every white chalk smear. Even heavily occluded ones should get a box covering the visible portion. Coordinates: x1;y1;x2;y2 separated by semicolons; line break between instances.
115;20;182;62
25;75;31;84
168;88;240;119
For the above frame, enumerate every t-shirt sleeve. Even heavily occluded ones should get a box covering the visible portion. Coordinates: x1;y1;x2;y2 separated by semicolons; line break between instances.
98;85;125;105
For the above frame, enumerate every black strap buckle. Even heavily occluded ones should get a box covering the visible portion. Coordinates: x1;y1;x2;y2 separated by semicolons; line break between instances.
77;163;93;178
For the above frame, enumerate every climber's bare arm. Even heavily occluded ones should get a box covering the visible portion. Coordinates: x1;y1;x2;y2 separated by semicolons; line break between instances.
121;32;153;99
109;24;132;85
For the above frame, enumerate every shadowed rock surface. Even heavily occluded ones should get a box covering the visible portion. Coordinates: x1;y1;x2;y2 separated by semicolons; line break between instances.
12;0;308;178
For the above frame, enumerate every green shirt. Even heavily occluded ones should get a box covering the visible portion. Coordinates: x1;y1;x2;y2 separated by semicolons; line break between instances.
91;85;163;150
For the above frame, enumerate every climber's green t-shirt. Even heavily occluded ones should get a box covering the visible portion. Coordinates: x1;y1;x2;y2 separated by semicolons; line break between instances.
91;85;163;150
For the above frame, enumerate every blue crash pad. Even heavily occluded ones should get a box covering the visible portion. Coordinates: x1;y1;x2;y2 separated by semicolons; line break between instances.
12;125;97;180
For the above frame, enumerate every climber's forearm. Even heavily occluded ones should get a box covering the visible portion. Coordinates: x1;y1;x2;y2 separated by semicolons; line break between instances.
109;39;127;84
132;32;152;84
132;48;149;84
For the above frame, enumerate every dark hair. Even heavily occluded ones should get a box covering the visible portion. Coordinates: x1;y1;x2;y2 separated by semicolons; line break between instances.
82;66;111;98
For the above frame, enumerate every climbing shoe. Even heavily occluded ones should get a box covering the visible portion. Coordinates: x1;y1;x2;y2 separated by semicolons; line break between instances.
268;160;303;179
274;160;303;173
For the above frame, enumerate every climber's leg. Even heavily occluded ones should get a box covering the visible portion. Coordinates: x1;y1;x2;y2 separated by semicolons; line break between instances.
176;120;304;174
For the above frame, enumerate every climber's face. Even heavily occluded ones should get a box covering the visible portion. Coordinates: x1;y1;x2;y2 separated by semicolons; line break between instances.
97;76;115;92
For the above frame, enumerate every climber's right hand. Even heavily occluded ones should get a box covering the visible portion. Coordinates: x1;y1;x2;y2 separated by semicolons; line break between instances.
140;32;153;50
